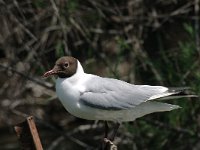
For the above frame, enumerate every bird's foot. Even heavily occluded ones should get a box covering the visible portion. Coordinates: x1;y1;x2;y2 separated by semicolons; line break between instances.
102;138;117;150
103;138;114;145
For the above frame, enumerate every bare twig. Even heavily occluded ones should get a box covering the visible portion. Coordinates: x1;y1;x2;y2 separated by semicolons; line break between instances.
0;64;54;90
14;116;43;150
35;118;95;150
47;136;64;150
50;0;70;55
143;118;200;137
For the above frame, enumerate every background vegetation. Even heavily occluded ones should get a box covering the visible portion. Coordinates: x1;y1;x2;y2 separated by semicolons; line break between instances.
0;0;200;149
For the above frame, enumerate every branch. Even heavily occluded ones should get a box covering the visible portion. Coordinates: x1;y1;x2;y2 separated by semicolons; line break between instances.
0;63;54;90
143;118;199;137
14;116;43;150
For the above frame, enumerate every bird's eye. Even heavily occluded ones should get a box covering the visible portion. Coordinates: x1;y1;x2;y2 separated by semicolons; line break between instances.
63;62;69;68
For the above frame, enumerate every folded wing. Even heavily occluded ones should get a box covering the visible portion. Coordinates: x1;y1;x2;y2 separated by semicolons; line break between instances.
80;76;188;110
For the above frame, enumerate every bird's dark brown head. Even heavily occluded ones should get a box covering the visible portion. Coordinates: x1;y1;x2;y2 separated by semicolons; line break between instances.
43;56;78;78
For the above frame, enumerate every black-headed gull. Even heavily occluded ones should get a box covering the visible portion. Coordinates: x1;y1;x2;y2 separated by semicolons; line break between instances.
43;56;196;142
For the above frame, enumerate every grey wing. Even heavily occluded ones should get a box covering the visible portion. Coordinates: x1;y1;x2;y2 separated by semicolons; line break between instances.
80;76;169;110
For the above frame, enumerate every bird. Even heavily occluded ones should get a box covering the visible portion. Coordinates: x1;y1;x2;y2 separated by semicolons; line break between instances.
43;56;196;143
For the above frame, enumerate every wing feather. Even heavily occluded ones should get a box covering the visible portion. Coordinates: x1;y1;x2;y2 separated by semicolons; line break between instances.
80;76;169;110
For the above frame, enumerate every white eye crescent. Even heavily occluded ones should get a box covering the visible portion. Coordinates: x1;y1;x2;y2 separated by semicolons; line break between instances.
63;62;69;68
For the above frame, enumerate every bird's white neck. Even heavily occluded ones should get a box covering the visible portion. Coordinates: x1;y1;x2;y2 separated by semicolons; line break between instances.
58;60;85;85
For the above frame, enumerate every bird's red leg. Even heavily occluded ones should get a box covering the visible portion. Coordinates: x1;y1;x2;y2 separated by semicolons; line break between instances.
109;122;120;141
101;122;120;149
104;121;109;138
101;121;109;150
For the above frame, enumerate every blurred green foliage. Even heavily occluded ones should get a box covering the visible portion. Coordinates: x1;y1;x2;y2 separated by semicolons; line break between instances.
112;22;200;150
55;40;65;58
33;0;46;8
66;0;78;14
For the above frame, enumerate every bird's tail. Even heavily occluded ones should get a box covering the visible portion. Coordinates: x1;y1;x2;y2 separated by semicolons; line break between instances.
159;87;198;100
120;101;181;122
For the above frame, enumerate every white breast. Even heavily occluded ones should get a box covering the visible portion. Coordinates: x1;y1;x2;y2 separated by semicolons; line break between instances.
56;78;80;115
56;77;101;120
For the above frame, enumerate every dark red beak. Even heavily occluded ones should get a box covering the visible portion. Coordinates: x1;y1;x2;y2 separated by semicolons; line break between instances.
42;69;57;78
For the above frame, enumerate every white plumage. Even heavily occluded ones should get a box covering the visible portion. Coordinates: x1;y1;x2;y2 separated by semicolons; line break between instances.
55;60;181;122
